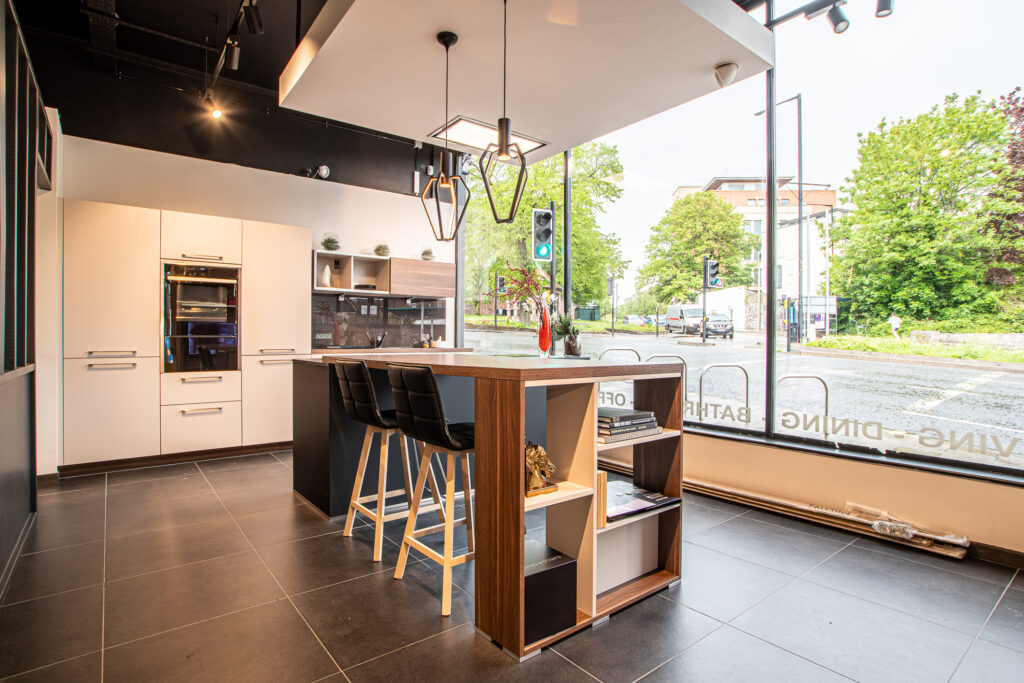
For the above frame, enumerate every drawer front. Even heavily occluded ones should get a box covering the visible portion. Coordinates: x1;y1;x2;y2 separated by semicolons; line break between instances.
161;401;241;454
63;357;160;465
241;355;301;446
161;371;241;405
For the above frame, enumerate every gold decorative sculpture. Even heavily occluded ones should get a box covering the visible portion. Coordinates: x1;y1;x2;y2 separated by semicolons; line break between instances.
525;442;557;497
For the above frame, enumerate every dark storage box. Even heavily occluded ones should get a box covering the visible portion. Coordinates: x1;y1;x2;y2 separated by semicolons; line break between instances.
524;540;577;645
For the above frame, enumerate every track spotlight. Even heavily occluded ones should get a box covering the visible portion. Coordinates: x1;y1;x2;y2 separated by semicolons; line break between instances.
876;0;894;17
244;0;265;35
226;37;240;70
827;3;849;33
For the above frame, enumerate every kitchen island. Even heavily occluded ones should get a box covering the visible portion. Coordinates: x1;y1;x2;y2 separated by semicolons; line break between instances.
292;352;684;659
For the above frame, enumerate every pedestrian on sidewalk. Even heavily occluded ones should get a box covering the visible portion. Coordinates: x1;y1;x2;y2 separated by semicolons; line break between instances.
887;312;903;339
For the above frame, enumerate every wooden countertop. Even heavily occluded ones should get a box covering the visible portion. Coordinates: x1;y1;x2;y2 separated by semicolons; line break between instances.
300;352;684;382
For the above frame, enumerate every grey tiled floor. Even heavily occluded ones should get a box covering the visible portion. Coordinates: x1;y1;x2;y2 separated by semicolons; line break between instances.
1;452;1021;682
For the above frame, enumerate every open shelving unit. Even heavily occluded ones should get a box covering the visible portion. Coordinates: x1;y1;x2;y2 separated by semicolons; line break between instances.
312;250;390;294
516;372;683;655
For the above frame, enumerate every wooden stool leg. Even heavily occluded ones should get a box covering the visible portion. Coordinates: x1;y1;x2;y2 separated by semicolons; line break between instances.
399;435;414;506
395;449;432;580
372;429;390;562
344;428;374;536
426;450;446;523
460;453;475;554
441;450;457;616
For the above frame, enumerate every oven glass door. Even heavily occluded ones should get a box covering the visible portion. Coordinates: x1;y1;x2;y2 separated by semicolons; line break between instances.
164;264;239;372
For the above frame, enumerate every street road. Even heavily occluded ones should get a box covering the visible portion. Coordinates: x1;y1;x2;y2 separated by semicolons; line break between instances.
465;328;1024;469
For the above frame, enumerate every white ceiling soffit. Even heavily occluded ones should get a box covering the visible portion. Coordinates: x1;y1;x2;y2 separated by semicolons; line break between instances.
280;0;774;164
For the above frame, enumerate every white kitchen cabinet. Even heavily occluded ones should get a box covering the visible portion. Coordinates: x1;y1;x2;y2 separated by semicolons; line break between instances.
161;401;242;454
161;210;242;264
63;200;161;359
63;357;160;465
161;370;241;406
241;220;311;355
241;355;301;445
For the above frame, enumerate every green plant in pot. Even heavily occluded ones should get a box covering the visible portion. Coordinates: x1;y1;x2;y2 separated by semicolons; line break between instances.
553;314;582;356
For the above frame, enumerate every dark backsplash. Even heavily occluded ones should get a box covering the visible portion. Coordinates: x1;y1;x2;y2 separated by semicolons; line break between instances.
312;295;447;349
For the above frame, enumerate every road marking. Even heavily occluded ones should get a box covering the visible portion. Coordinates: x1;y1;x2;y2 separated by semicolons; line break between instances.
901;410;1024;435
905;372;1004;412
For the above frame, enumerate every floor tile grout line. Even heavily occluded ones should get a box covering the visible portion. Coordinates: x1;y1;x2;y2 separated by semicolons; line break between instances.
625;621;727;683
104;548;257;586
850;538;1017;586
0;649;103;679
946;567;1020;683
100;472;108;682
102;597;286;652
1;581;108;608
193;464;347;678
549;647;603;682
18;538;106;557
342;620;471;672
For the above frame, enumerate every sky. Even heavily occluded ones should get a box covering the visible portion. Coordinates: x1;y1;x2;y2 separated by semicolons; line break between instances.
596;0;1024;299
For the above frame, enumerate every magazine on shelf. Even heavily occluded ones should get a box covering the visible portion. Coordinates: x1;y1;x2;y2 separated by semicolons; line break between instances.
605;475;680;522
598;416;658;428
597;407;655;425
597;426;662;444
598;420;658;436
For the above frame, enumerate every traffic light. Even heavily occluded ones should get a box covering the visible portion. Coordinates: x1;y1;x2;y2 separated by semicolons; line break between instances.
496;275;506;293
532;208;553;261
704;259;721;287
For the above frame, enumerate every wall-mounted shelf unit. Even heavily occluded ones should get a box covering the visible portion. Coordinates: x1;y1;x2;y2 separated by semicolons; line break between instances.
312;251;391;294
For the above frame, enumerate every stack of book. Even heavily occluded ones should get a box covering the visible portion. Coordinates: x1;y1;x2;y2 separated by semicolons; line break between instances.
597;407;662;444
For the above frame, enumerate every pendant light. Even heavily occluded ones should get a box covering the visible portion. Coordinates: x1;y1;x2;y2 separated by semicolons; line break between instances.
478;0;528;224
421;31;471;242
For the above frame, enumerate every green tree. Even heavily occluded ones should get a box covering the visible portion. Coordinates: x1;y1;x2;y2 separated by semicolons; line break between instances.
463;142;628;309
828;93;1019;321
637;192;753;303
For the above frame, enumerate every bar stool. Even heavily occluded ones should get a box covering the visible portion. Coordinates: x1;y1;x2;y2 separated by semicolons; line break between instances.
387;363;475;616
334;359;446;562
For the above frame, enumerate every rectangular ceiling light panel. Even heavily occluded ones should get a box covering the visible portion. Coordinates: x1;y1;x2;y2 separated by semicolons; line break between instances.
430;116;546;155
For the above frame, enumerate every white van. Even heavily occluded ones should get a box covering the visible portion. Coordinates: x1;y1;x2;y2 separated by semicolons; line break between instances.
665;305;704;334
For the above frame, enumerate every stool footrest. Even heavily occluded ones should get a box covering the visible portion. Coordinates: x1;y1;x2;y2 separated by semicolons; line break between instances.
410;519;468;539
405;537;474;567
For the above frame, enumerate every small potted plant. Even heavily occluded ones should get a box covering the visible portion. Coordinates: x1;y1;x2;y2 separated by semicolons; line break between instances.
421;247;435;261
319;233;340;251
553;313;582;356
373;241;390;257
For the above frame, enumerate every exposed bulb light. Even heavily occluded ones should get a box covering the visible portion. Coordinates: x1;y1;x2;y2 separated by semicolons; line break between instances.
202;91;223;119
827;3;850;33
876;0;894;17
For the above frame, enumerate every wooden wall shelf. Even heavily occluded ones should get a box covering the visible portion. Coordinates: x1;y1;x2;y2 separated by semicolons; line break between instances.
312;251;456;299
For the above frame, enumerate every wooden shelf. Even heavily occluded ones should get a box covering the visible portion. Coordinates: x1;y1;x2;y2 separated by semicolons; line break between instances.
524;480;593;511
597;500;681;534
524;610;593;654
312;286;390;295
596;427;680;452
595;570;678;616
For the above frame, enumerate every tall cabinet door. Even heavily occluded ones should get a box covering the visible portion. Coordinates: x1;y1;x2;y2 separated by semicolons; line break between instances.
241;220;311;355
161;210;242;264
63;200;161;359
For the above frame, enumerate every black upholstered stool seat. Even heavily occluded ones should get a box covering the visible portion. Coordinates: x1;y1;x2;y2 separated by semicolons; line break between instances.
334;359;444;563
386;362;477;617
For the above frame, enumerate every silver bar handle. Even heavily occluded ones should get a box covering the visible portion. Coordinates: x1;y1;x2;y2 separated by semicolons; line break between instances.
180;376;223;383
258;348;295;354
181;253;224;261
87;350;137;358
180;406;223;416
87;362;137;370
259;359;293;365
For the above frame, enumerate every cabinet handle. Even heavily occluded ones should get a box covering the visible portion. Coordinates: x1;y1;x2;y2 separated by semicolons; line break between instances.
87;350;137;358
258;348;295;354
180;406;223;416
87;362;137;370
180;376;223;383
259;359;293;365
181;253;224;261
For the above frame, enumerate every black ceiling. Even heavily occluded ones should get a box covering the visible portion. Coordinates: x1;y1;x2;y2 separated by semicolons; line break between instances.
13;0;328;95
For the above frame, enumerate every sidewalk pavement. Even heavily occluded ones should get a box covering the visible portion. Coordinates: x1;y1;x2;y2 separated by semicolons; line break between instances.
790;346;1024;374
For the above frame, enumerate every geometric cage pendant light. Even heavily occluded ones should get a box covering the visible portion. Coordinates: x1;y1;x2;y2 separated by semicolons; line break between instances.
478;0;528;224
421;31;471;242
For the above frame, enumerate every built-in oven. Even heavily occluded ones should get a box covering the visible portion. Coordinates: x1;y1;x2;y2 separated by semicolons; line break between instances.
163;263;239;372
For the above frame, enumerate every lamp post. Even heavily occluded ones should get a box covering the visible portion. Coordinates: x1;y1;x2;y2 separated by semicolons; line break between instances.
756;93;803;344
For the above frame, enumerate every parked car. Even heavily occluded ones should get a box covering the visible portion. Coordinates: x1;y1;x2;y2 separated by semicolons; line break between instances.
705;313;735;339
622;314;646;326
665;304;700;333
654;314;666;327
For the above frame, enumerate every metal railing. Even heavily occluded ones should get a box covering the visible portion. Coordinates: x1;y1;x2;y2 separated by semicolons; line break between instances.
645;354;689;408
698;364;750;419
598;347;642;362
777;374;830;436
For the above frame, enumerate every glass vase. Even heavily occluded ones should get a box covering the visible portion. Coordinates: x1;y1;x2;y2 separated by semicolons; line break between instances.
538;306;551;358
